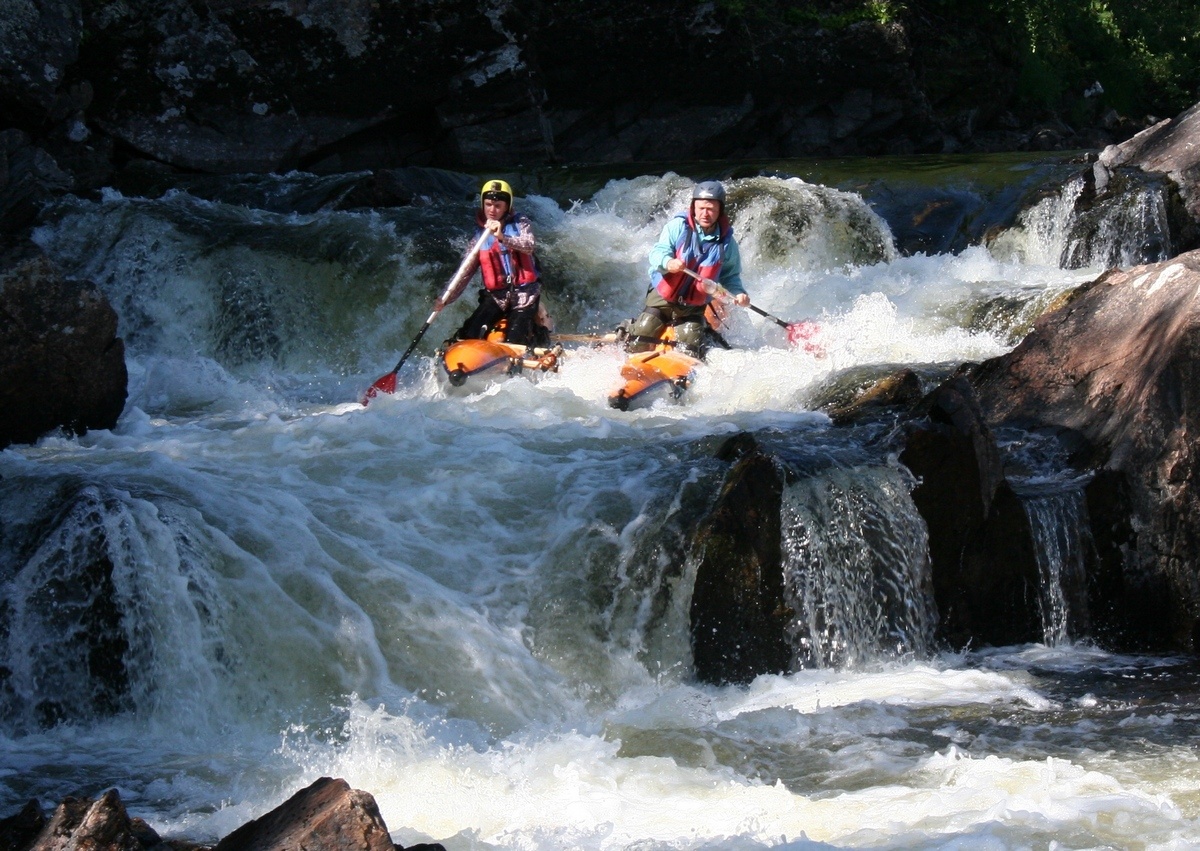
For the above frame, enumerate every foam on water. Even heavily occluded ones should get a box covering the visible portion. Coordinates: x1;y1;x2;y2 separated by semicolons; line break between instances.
7;165;1200;850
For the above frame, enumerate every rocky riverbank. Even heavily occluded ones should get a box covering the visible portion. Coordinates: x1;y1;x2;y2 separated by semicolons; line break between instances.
1;0;1157;198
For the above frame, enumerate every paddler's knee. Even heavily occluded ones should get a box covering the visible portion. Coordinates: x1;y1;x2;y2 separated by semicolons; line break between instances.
674;321;704;358
625;310;665;353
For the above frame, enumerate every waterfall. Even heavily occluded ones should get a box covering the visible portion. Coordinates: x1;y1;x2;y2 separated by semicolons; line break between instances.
780;463;937;669
0;481;228;733
991;171;1174;271
1020;485;1093;646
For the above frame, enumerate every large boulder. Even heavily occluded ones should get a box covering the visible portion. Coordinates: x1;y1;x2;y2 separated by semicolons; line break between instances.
1096;101;1200;239
0;241;126;449
971;249;1200;649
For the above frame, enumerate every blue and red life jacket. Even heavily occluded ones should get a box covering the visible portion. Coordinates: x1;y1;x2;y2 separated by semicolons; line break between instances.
475;211;539;291
651;210;732;306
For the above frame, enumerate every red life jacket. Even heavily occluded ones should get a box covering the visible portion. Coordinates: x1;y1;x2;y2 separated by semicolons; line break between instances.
475;211;539;291
652;210;732;306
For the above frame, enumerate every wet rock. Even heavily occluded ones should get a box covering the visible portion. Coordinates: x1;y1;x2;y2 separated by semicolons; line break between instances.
1;781;440;851
0;800;46;851
971;249;1200;650
0;131;72;234
825;367;924;424
1097;102;1200;241
690;435;792;685
331;168;479;211
25;790;142;851
899;377;1045;647
213;777;400;851
0;241;126;449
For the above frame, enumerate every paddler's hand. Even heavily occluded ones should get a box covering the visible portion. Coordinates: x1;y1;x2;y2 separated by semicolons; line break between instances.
664;258;685;274
732;292;750;307
484;218;503;238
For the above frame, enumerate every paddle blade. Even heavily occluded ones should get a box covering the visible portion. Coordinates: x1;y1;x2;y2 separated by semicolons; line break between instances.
361;370;398;405
787;320;826;358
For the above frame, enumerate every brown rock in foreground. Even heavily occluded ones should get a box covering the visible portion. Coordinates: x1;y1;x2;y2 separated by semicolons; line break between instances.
22;790;147;851
214;778;397;851
1;779;445;851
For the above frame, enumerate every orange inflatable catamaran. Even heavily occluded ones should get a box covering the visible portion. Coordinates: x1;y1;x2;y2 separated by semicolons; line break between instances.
436;333;562;390
606;325;701;411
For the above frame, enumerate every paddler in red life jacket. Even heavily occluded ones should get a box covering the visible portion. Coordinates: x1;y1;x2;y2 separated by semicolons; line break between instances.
433;179;547;347
625;180;751;358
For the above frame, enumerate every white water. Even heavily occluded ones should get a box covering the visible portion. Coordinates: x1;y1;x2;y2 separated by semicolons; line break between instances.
3;167;1200;849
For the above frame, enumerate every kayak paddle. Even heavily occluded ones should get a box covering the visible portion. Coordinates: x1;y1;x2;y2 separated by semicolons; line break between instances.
746;304;824;354
552;332;620;344
679;267;824;355
362;230;491;404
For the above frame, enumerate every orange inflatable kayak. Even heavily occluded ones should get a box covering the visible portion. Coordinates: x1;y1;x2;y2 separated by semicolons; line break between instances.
607;321;706;411
436;337;562;390
607;347;700;410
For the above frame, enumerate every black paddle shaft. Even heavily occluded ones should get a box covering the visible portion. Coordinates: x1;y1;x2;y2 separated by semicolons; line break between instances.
389;319;435;375
747;303;790;329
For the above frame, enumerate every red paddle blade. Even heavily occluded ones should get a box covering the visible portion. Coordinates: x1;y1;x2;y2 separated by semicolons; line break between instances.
361;371;398;405
787;320;826;358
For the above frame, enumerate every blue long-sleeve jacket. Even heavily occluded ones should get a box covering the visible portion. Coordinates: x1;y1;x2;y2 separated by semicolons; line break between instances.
647;214;747;297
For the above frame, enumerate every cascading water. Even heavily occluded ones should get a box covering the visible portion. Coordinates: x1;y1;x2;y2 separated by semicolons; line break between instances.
1017;483;1094;647
3;161;1200;849
781;462;935;670
990;170;1175;271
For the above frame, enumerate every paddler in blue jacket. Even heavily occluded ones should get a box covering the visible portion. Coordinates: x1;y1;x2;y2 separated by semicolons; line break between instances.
434;179;546;346
625;180;751;357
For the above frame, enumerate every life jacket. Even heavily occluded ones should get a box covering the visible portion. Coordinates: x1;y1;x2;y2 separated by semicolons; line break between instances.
476;211;539;291
651;210;732;306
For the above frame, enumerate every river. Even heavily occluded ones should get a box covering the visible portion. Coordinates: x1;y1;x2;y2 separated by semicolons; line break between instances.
2;155;1198;850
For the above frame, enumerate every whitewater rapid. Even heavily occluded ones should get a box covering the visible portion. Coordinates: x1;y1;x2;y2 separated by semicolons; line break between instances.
3;165;1198;849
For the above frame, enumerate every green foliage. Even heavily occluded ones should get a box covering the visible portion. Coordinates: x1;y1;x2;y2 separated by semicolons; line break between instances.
777;1;907;28
713;0;1199;119
985;0;1200;117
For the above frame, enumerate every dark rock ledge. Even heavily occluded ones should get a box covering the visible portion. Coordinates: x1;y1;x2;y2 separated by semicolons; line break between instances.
0;239;127;451
0;777;445;851
685;94;1200;685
